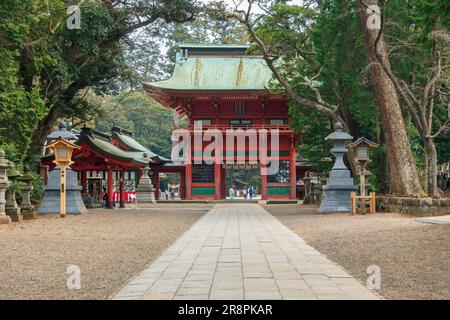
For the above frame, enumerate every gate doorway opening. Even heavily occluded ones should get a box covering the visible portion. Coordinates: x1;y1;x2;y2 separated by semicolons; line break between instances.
151;163;186;200
158;172;182;200
224;163;261;200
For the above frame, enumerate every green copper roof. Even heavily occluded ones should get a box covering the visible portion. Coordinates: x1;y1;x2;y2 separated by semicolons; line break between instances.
43;126;170;166
86;135;146;164
144;56;273;91
115;133;156;155
178;43;250;50
114;133;169;162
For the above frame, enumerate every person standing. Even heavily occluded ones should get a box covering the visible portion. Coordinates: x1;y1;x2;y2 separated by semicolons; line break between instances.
102;187;108;208
229;187;235;199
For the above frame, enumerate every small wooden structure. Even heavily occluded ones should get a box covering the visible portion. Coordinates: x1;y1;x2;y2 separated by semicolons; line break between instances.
347;137;379;196
351;192;376;215
347;137;379;215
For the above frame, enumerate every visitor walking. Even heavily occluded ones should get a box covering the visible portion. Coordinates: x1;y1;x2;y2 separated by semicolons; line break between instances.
102;187;108;207
103;187;115;207
229;187;235;199
248;186;254;200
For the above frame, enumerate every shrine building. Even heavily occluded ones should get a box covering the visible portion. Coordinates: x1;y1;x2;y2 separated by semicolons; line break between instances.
144;44;301;200
41;125;167;208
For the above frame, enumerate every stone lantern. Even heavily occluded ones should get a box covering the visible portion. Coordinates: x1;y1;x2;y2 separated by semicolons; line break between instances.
18;167;36;220
5;168;23;222
0;149;14;224
38;123;87;215
319;122;357;212
136;153;156;204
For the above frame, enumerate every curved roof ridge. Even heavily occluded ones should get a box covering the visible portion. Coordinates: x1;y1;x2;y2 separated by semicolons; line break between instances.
113;132;170;163
144;55;273;92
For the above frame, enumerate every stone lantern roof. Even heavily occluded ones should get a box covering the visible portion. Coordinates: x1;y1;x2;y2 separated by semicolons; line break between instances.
47;122;78;140
0;149;14;170
325;122;353;142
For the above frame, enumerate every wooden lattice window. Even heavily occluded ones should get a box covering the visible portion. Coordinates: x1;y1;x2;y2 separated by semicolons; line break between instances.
269;119;285;125
192;163;214;183
267;160;290;183
194;119;213;126
235;101;246;116
229;119;252;126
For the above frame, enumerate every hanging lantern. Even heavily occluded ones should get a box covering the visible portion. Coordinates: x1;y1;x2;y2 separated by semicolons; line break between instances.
347;137;379;162
45;138;80;164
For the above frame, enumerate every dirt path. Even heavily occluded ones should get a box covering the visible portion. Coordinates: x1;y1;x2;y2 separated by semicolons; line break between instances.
264;204;450;300
0;204;211;299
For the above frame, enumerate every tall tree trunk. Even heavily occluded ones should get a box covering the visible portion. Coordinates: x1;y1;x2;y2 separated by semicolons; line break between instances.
424;148;429;194
375;125;388;194
357;0;423;196
27;105;61;159
27;81;86;160
424;138;439;197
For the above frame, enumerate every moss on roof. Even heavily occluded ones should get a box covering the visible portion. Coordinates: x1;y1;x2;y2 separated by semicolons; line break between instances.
114;132;169;162
85;135;147;164
144;56;273;91
43;127;170;166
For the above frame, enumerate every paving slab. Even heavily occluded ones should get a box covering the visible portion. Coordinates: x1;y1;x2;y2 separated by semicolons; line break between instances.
113;204;380;300
415;216;450;225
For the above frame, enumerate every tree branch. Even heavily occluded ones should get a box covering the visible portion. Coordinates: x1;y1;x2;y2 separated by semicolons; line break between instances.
429;120;449;139
228;1;341;122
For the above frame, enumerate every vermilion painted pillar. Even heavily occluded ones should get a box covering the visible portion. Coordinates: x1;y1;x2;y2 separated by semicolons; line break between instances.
221;167;226;198
119;170;125;208
261;163;268;200
186;163;192;200
214;162;221;199
180;171;186;199
107;167;114;209
290;148;297;199
154;172;160;200
80;170;87;195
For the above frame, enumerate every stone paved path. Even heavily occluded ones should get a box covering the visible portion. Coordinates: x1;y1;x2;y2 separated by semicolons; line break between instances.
112;204;379;300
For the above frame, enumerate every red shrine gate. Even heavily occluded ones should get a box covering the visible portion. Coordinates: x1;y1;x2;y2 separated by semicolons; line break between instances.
145;44;300;200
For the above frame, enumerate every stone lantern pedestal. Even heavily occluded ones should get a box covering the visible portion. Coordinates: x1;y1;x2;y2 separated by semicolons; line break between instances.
38;166;87;215
18;170;37;220
136;155;156;204
319;122;357;212
5;169;23;222
0;149;13;224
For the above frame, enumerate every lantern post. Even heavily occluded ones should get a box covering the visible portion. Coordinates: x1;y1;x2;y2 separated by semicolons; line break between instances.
347;137;379;214
44;138;80;218
347;137;379;196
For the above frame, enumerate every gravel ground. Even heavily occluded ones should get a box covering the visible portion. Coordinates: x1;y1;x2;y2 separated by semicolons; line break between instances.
264;204;450;300
0;204;211;300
